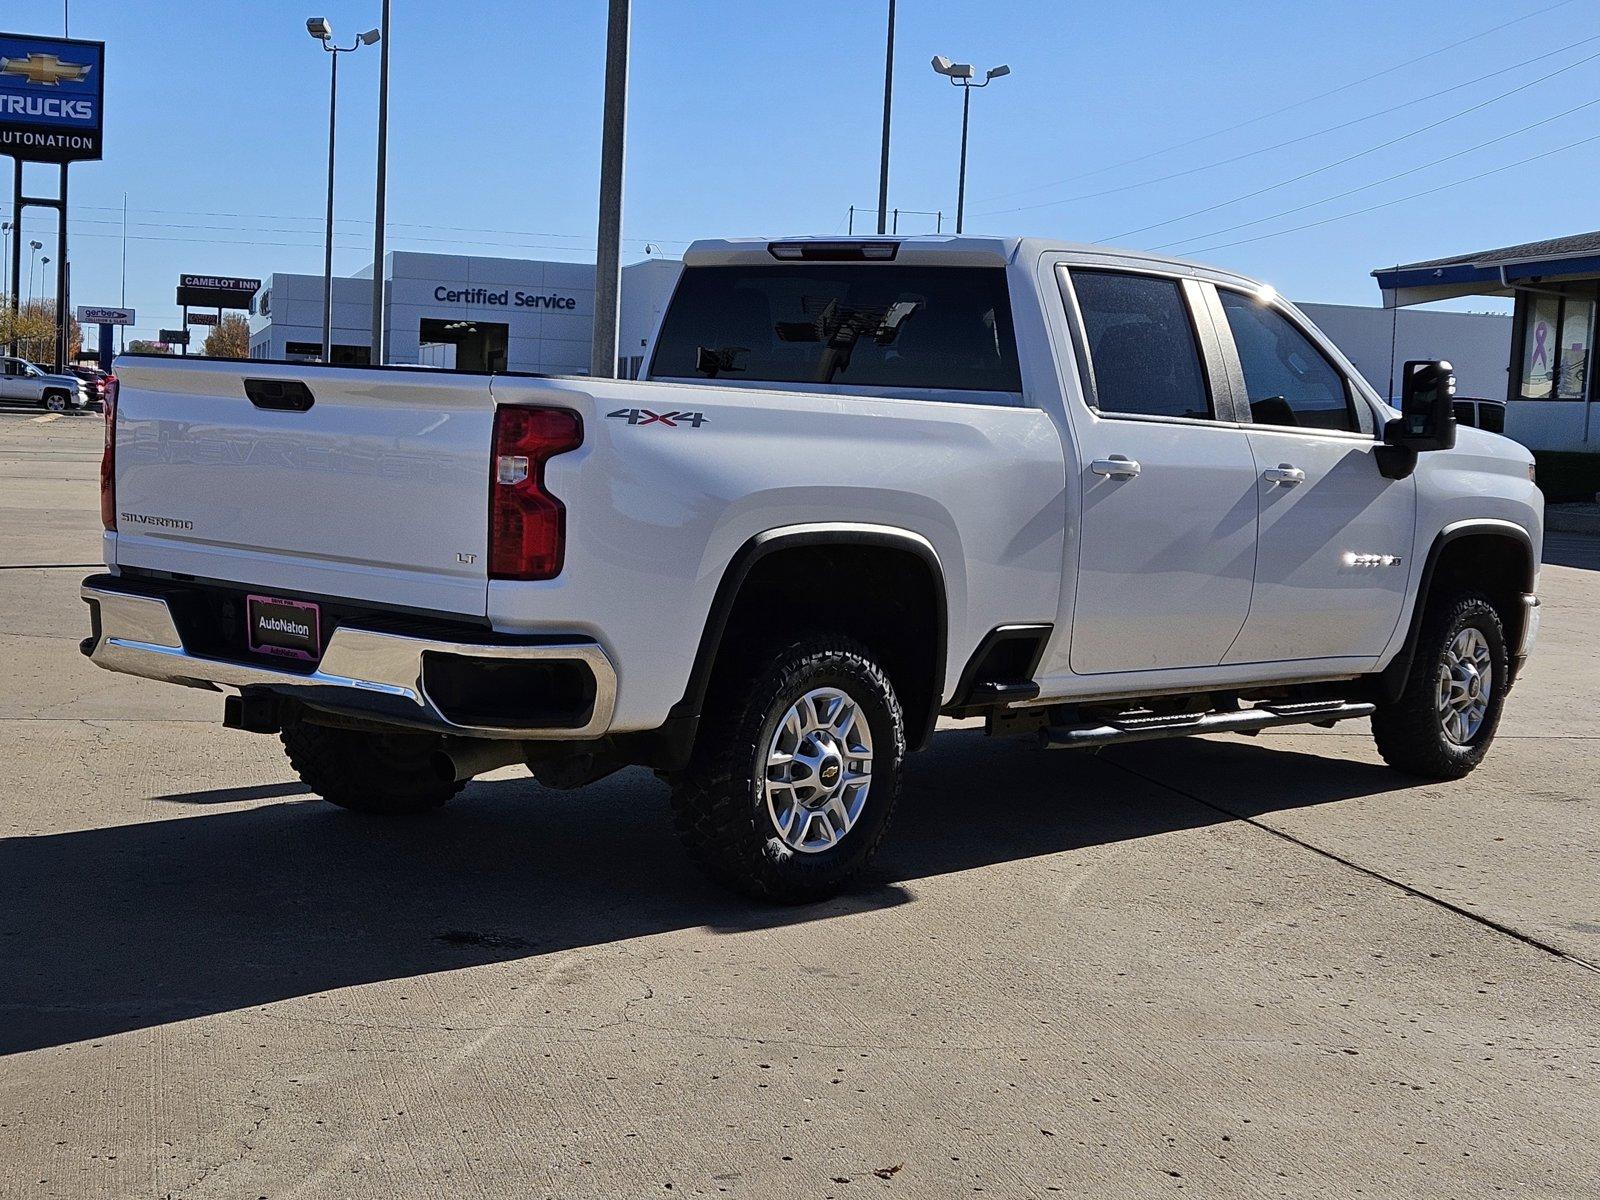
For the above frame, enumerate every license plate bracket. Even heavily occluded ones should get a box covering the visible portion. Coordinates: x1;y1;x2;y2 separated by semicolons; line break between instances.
246;594;321;661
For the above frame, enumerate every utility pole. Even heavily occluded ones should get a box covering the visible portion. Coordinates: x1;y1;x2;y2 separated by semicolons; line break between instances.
369;0;392;363
876;0;895;235
590;0;630;379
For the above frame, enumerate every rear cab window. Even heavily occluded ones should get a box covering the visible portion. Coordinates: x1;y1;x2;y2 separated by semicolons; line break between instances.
648;264;1023;400
1066;269;1215;421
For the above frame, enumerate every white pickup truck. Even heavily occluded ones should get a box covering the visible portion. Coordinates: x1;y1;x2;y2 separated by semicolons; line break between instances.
82;236;1543;901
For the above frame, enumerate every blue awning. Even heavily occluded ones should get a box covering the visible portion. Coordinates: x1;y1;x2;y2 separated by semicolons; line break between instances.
1373;230;1600;307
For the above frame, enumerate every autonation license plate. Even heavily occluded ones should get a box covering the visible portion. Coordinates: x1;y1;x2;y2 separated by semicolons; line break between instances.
246;594;321;661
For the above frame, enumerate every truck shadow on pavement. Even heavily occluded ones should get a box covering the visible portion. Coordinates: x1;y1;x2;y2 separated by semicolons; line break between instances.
0;729;1410;1055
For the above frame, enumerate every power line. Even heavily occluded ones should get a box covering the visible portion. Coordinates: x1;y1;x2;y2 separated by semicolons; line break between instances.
972;0;1581;206
67;201;692;247
1146;96;1600;252
976;32;1600;217
1099;48;1600;244
1182;129;1600;256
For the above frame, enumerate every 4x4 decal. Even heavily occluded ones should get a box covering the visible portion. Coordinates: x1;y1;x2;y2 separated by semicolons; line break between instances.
607;407;708;428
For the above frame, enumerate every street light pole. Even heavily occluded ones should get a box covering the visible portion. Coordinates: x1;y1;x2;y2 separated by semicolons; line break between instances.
590;0;630;379
876;0;895;235
307;18;379;363
931;57;1010;234
27;241;41;304
321;45;339;361
956;83;970;236
369;0;391;364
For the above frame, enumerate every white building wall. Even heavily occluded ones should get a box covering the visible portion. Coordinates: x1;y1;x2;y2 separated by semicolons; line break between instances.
1298;302;1512;400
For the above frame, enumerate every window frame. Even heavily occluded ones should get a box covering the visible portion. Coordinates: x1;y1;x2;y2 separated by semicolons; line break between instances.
1209;282;1373;439
1056;263;1238;428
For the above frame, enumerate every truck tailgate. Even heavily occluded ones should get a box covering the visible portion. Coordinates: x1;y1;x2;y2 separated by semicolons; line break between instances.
110;359;495;617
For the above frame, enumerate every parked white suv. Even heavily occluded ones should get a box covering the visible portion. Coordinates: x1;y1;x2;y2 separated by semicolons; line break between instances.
81;236;1542;901
1;355;89;411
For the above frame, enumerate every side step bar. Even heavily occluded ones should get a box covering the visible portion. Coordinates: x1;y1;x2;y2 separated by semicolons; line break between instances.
1039;700;1376;751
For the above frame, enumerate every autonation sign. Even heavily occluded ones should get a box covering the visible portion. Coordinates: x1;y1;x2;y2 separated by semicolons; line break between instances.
0;32;105;163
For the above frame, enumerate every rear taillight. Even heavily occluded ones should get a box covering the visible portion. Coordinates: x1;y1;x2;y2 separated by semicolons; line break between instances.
99;391;116;532
488;406;582;580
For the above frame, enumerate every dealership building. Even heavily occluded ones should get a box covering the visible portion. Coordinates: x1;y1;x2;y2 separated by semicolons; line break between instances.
248;251;682;377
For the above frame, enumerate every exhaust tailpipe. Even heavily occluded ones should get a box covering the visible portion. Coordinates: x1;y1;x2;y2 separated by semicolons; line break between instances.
431;738;529;783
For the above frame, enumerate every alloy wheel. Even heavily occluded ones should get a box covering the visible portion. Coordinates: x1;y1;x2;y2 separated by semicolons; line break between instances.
763;686;874;854
1437;626;1493;745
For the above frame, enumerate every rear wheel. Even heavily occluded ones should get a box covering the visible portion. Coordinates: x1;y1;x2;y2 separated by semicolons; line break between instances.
281;718;462;814
1372;592;1508;780
670;636;905;903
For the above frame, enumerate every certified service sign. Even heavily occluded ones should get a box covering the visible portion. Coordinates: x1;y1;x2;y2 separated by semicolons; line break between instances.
0;32;105;163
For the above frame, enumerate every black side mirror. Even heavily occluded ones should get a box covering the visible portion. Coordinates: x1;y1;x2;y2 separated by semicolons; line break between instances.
1385;359;1457;453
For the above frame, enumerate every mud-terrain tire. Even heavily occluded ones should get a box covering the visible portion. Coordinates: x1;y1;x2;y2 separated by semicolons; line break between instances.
280;718;463;814
1372;592;1507;781
670;636;906;903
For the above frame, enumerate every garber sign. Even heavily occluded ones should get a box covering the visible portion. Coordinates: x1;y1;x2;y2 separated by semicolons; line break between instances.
0;32;105;163
434;285;578;310
77;306;134;325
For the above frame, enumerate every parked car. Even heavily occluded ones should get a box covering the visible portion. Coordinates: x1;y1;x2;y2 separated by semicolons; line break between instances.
1;355;90;411
71;365;117;410
1452;396;1506;434
81;235;1543;901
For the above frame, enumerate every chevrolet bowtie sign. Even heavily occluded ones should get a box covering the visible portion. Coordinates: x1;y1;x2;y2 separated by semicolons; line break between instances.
0;32;106;163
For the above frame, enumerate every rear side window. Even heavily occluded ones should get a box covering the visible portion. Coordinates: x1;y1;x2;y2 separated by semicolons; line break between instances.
1217;290;1356;432
1068;270;1213;420
649;264;1022;394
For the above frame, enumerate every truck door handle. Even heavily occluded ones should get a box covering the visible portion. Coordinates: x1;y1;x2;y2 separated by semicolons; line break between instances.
1090;456;1141;479
1263;464;1305;485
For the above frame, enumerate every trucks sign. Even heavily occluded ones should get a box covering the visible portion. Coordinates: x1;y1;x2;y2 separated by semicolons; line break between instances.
0;32;105;163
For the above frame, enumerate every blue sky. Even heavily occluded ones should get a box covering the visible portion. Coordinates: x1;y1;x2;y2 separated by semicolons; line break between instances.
5;0;1598;344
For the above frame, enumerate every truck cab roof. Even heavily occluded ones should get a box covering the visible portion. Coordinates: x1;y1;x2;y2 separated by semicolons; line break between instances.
681;234;1261;290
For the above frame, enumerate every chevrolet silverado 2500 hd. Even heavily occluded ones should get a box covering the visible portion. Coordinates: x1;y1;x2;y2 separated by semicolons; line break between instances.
81;236;1543;901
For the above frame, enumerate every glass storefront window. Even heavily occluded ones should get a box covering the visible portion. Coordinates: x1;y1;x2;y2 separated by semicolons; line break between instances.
1558;296;1593;400
1520;294;1559;398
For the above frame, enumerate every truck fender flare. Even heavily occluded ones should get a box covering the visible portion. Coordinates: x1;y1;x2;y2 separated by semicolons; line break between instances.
667;523;949;746
1377;518;1534;702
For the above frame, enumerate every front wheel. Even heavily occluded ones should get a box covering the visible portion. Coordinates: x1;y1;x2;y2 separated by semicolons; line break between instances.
670;637;906;903
42;390;69;412
1372;592;1508;780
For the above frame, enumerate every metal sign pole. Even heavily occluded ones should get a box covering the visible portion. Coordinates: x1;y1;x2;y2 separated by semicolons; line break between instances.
7;161;19;358
54;163;68;370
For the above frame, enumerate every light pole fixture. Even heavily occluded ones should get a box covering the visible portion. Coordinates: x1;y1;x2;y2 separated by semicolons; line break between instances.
931;57;1009;234
27;240;43;305
1;221;11;302
308;17;380;362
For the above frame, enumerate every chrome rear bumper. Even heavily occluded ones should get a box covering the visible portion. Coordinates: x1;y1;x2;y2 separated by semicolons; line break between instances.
80;581;616;740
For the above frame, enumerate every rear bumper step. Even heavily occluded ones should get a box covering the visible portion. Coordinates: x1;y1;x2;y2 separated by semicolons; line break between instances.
80;581;617;741
1039;700;1376;750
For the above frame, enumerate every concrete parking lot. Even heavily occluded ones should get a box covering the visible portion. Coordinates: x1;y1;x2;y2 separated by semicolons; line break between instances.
0;408;1596;1199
